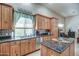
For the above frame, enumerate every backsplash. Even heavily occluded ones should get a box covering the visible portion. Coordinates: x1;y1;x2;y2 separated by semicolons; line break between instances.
0;29;12;36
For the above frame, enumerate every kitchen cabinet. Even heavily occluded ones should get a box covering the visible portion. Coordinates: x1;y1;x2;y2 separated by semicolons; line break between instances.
42;36;51;41
21;39;36;55
0;43;10;56
69;42;75;56
35;14;51;30
29;39;36;52
0;4;13;29
10;41;21;56
41;45;48;56
0;38;36;56
50;18;58;39
60;47;70;56
20;40;29;55
0;4;1;29
2;4;13;29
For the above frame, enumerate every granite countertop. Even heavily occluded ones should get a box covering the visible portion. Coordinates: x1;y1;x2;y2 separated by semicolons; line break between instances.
41;38;74;53
0;36;37;43
0;34;52;43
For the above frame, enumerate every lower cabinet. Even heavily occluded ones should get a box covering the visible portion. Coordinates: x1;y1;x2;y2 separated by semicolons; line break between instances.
0;43;10;56
42;36;51;41
10;41;21;56
69;42;75;56
20;40;29;55
0;38;36;56
29;39;36;53
21;39;36;55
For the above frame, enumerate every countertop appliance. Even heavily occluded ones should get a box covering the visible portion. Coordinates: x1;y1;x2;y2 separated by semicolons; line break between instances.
36;29;51;36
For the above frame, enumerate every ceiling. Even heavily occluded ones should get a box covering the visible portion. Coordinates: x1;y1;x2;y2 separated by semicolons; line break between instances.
8;3;79;17
43;3;79;17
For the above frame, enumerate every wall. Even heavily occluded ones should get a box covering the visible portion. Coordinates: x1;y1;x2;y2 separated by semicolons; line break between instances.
65;15;79;32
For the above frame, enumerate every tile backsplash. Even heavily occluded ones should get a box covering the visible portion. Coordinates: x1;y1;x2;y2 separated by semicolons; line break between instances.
0;29;12;36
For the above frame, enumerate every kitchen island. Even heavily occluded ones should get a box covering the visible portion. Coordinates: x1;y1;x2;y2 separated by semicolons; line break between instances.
41;38;75;56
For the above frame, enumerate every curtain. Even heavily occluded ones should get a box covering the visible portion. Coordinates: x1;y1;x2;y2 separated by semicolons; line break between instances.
14;11;35;37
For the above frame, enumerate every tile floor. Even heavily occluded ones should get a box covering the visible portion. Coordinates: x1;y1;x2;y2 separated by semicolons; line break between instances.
27;50;40;56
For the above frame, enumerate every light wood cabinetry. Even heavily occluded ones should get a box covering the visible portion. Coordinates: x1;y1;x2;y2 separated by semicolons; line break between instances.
35;14;51;30
20;39;36;56
0;3;13;29
60;47;70;56
35;14;58;40
0;4;1;29
20;40;29;55
0;39;36;56
10;41;21;56
0;43;10;56
41;45;48;56
42;36;51;41
29;39;36;53
50;18;58;39
69;42;75;56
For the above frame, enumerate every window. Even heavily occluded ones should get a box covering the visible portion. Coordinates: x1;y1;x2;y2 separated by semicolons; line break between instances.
14;12;34;37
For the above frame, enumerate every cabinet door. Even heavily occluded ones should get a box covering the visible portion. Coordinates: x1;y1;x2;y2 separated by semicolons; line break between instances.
70;43;75;56
10;42;16;56
29;39;36;52
2;5;13;29
0;4;1;29
20;40;29;55
20;40;26;55
15;41;21;56
42;36;51;41
50;19;58;39
0;43;10;56
41;45;48;56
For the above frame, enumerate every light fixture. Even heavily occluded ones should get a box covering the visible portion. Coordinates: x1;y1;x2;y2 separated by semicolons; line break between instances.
58;24;64;28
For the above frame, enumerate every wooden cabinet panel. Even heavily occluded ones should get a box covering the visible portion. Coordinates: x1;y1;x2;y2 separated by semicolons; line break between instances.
20;40;26;55
60;47;70;56
50;18;58;39
15;41;21;56
29;39;36;52
35;14;51;30
41;45;48;56
0;43;10;56
70;42;75;56
20;40;29;55
10;42;16;56
42;36;51;41
10;41;21;56
0;4;1;29
2;5;13;29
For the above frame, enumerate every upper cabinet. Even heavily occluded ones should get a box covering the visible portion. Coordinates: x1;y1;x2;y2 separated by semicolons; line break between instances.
35;14;51;30
50;18;58;39
0;4;13;29
0;4;1;29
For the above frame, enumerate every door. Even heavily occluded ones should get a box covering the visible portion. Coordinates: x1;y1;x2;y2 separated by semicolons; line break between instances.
20;40;29;55
29;39;36;52
2;5;13;29
15;41;21;56
0;43;10;56
10;42;16;56
0;4;1;29
50;18;58;39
